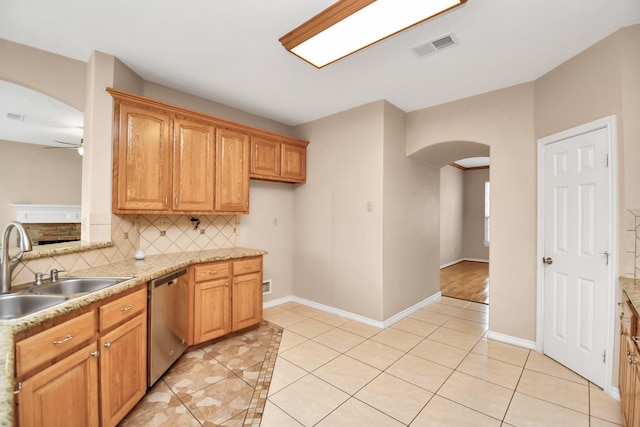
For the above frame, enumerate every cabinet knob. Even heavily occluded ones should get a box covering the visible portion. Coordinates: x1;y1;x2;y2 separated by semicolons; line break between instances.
225;282;229;287
234;280;238;285
175;197;179;207
104;342;112;348
121;304;134;312
627;350;635;357
91;351;100;358
164;197;168;206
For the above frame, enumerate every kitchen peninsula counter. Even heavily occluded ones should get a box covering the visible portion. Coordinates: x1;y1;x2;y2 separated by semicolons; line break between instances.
0;246;267;426
621;276;640;315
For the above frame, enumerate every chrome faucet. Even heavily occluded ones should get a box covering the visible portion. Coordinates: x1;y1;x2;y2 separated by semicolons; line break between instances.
1;221;33;293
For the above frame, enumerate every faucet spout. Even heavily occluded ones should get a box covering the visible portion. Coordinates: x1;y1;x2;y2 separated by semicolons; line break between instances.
1;221;33;294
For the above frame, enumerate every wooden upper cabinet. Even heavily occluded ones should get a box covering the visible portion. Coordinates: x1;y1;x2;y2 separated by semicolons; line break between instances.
114;102;172;212
216;128;250;213
250;136;308;183
281;142;307;183
250;136;281;178
108;88;308;214
173;117;215;212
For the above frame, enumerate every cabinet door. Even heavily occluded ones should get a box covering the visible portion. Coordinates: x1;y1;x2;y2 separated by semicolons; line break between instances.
173;117;215;211
622;334;637;426
194;278;231;344
250;135;281;179
115;102;172;211
281;142;306;183
232;272;262;331
99;312;147;427
18;343;99;427
215;128;250;213
633;361;640;427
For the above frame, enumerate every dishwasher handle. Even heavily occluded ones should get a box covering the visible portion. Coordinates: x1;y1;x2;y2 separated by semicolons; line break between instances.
150;268;187;289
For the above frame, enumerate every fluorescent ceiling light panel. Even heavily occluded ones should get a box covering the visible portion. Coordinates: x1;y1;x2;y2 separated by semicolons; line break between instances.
280;0;467;68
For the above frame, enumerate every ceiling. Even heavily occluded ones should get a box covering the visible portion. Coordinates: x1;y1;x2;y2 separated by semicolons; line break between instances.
0;80;83;147
1;0;639;130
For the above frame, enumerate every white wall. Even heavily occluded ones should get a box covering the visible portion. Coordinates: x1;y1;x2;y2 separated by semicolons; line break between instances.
440;165;464;266
463;168;490;261
407;83;537;341
238;180;295;302
0;140;82;230
294;102;384;321
382;102;440;319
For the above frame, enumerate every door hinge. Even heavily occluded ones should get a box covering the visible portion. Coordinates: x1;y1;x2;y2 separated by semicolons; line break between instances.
603;350;606;363
604;154;609;168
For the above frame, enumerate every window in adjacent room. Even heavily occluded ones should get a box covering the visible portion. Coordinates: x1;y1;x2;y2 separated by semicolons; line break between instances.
484;181;490;246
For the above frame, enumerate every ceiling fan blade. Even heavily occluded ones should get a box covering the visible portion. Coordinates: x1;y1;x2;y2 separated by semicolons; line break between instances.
54;140;82;147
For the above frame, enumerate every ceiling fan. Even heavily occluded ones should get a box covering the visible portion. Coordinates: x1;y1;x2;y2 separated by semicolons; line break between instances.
45;138;84;156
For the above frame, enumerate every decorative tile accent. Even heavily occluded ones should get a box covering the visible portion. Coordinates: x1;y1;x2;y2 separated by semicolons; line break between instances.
244;322;283;426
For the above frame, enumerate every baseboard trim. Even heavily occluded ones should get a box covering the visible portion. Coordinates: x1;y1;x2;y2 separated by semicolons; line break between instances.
265;293;442;329
464;258;489;263
609;386;620;401
487;330;537;350
440;258;489;269
440;259;465;269
263;296;293;309
381;292;442;328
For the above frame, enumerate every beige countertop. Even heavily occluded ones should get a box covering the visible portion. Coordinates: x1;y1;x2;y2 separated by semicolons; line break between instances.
0;246;267;427
621;276;640;314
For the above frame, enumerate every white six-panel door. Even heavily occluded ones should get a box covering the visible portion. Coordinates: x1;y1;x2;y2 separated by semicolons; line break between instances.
539;120;614;389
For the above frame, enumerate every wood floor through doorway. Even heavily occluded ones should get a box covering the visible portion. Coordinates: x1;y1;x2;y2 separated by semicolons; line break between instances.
440;261;489;305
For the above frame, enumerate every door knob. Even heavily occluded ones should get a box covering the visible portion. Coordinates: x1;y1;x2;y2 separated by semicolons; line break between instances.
542;257;553;265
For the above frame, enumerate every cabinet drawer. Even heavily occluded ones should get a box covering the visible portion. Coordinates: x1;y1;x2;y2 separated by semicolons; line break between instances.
16;310;97;378
233;257;261;275
99;287;147;332
194;262;230;282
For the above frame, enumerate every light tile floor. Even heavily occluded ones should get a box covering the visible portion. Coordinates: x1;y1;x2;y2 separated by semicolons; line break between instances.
263;297;625;427
120;296;625;426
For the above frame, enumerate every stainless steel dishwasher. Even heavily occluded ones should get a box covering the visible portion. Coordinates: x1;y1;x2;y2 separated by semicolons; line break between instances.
148;268;188;387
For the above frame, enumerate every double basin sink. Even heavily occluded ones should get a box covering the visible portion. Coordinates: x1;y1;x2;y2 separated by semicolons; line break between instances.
0;276;132;320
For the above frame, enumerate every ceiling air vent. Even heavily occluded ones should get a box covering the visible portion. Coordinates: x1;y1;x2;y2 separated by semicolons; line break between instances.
411;33;457;57
6;112;25;121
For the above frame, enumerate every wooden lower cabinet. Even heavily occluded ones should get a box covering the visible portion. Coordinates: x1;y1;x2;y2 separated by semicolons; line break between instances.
191;257;263;345
194;277;231;343
15;286;147;427
232;271;262;331
99;312;147;427
18;342;100;427
620;291;640;427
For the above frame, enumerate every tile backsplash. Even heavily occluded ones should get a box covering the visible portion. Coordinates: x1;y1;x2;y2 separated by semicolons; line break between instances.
11;214;238;286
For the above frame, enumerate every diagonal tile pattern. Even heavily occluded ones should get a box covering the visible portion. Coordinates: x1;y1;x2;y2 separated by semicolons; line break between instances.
119;295;624;426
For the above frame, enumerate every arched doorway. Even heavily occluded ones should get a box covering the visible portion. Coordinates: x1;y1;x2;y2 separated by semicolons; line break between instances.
409;140;491;305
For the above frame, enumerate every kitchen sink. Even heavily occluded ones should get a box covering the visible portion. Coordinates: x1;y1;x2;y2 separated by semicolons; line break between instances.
0;294;69;320
30;277;132;296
